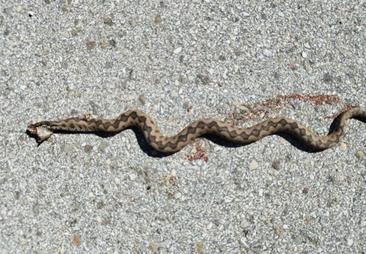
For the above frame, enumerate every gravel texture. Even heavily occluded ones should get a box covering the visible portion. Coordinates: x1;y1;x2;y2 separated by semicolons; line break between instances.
1;1;366;253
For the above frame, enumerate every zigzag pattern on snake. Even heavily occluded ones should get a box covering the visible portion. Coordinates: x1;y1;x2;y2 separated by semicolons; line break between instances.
27;107;366;153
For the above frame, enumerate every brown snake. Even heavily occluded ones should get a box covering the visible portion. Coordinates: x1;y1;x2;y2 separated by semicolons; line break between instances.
27;107;366;153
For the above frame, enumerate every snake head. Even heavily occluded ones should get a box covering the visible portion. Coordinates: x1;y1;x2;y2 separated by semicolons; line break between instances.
26;124;54;145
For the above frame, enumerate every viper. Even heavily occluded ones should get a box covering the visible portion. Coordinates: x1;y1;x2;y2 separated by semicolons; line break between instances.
27;107;366;154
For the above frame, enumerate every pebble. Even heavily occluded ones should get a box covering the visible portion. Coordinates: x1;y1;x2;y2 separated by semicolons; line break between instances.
262;49;273;57
174;47;182;54
103;16;114;26
355;150;365;159
241;11;250;17
148;242;160;253
99;40;109;49
83;144;93;153
98;142;109;153
249;160;259;170
72;234;81;246
129;173;137;181
347;238;353;246
339;143;347;151
154;15;162;24
271;160;281;170
86;41;96;50
195;242;204;253
138;94;146;105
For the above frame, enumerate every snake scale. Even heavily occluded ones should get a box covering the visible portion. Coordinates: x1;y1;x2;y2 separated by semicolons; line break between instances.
27;107;366;153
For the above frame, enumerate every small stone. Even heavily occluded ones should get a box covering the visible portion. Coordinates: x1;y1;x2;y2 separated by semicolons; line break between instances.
32;202;40;215
339;142;347;151
174;47;182;54
302;187;309;194
171;169;176;176
355;150;365;159
83;145;93;153
105;61;113;69
154;15;162;24
61;4;69;13
138;95;146;105
14;191;20;200
71;27;82;36
96;201;105;209
159;1;165;8
195;242;204;253
99;40;109;49
183;102;190;109
3;29;10;36
15;6;23;12
129;173;137;181
273;224;284;236
109;39;116;47
249;160;259;170
72;234;81;246
148;242;160;253
288;63;298;71
271;160;281;170
103;16;114;26
183;102;192;112
347;238;353;246
86;41;96;50
323;72;333;83
197;74;210;85
96;216;103;224
301;51;307;58
263;49;273;57
273;71;280;80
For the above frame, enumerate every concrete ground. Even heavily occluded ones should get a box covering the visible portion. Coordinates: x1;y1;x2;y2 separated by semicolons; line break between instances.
1;0;366;253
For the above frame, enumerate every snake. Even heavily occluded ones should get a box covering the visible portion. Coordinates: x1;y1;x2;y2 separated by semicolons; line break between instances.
26;107;366;154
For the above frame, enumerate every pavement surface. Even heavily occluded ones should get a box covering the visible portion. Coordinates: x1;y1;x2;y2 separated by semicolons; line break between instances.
1;1;366;253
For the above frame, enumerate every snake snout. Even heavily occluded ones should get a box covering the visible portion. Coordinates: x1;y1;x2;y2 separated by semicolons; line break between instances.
26;125;53;145
26;125;38;135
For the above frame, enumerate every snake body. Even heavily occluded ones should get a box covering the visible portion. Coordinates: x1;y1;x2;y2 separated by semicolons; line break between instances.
27;107;366;153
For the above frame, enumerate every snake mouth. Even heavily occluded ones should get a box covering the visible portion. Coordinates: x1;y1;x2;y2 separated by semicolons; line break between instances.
26;125;38;135
26;125;42;144
26;125;53;144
